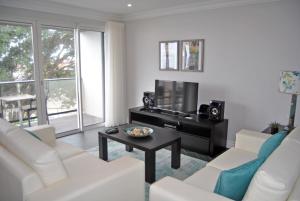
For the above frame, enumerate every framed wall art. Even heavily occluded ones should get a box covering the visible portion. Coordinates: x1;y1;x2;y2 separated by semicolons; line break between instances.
181;39;204;72
159;41;179;71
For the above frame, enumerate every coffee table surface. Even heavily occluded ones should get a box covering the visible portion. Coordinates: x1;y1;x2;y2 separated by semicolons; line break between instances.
98;124;181;151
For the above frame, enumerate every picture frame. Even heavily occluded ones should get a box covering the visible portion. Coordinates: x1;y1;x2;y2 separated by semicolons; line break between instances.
181;39;204;72
159;41;179;71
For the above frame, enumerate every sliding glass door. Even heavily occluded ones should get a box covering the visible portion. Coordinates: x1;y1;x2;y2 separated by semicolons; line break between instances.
0;21;105;134
41;26;79;133
0;22;38;127
79;30;104;128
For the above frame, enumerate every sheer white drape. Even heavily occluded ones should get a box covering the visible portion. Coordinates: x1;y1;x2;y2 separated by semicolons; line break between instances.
104;21;127;127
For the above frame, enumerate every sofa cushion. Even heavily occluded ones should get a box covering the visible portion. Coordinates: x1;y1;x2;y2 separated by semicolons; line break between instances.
0;120;67;186
214;157;264;201
54;142;84;160
0;145;44;200
285;127;300;145
184;166;221;192
26;125;56;147
208;148;257;170
62;152;107;177
257;131;286;159
243;140;300;201
288;176;300;201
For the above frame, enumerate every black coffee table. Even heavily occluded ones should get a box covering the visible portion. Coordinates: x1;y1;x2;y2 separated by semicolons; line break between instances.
98;124;181;183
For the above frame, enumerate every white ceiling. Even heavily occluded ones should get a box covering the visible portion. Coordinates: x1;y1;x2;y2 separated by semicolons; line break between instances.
49;0;209;15
0;0;281;21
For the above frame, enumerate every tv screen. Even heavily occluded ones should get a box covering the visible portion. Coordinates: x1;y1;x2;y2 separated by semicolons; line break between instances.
155;80;198;114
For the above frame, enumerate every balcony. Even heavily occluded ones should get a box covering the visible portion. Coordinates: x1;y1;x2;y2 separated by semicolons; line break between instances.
0;78;103;133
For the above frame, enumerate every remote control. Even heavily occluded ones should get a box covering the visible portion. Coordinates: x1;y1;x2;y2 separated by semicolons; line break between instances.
105;128;119;134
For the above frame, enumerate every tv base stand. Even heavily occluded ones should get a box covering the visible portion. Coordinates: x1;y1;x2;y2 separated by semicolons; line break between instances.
129;107;228;156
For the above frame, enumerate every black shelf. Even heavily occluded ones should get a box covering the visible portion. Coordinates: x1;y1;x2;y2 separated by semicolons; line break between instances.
129;107;228;156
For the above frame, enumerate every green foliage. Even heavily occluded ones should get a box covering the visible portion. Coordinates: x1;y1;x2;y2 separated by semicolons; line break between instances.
0;24;33;81
41;28;75;79
0;24;76;115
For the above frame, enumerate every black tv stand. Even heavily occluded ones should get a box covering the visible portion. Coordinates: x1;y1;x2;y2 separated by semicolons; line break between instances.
129;106;228;156
141;107;191;117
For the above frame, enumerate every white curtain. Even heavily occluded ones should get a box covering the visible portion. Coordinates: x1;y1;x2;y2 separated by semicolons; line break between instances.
105;21;127;127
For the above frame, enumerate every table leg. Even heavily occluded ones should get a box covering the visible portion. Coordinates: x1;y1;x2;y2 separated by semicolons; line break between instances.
98;135;108;161
145;150;156;183
126;145;133;152
171;138;181;169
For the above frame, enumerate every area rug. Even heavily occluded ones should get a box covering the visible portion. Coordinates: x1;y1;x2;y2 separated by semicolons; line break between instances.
87;140;207;201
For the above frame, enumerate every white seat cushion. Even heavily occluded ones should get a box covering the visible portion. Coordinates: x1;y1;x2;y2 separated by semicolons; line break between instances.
243;140;300;201
288;177;300;201
184;166;221;192
207;148;257;170
0;120;67;186
285;127;300;145
54;142;84;160
63;152;108;177
26;157;144;201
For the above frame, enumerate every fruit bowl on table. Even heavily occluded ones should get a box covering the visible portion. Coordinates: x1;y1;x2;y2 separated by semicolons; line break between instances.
123;126;154;138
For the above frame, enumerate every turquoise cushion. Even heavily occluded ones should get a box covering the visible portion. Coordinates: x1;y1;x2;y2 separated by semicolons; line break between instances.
214;158;264;201
258;131;286;159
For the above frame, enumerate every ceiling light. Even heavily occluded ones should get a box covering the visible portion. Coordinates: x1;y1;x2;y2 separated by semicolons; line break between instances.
127;3;133;7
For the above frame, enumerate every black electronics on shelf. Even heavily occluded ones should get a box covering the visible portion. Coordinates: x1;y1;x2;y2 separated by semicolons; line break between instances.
129;107;228;156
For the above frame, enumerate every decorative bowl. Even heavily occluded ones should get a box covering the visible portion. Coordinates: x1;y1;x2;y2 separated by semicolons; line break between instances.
123;126;154;138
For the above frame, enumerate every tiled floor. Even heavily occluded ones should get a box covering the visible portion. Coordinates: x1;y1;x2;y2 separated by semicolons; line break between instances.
57;128;101;150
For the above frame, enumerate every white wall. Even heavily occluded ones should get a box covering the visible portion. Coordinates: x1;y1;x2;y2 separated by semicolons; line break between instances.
126;0;300;146
80;31;104;120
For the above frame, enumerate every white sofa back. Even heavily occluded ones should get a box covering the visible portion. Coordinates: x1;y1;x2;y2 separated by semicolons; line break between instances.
0;119;68;186
243;127;300;201
0;144;44;201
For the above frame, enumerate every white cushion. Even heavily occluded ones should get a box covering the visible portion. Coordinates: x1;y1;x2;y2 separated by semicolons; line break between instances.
26;125;57;147
0;125;68;186
288;177;300;201
54;142;84;160
207;148;257;170
243;140;300;201
184;166;221;192
151;177;233;201
235;129;271;154
26;157;145;201
62;152;107;177
285;127;300;145
0;145;44;200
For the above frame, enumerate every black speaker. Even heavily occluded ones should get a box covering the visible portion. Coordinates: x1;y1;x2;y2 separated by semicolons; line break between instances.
209;100;225;121
143;91;155;108
198;104;209;119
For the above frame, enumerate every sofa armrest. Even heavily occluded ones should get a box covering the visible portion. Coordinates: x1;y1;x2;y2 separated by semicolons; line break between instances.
150;177;233;201
25;125;56;147
26;156;145;201
235;129;271;154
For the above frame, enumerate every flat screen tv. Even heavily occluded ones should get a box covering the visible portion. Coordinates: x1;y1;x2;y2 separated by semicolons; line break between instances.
154;80;199;114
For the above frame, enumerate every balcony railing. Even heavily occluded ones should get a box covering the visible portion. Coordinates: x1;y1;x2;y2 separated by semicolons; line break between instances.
0;78;77;123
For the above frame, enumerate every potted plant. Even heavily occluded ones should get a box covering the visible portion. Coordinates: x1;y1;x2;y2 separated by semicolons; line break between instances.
269;122;280;134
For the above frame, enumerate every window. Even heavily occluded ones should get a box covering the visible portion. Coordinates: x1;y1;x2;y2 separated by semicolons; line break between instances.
0;21;105;135
0;23;37;125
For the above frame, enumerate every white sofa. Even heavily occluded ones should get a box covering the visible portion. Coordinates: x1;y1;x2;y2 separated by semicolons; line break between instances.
150;127;300;201
0;118;145;201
